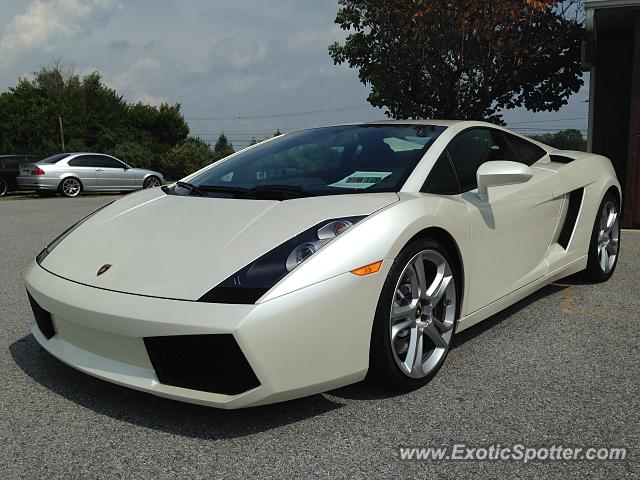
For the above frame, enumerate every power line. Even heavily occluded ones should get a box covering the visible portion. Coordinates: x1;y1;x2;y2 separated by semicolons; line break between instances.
507;116;587;125
511;127;587;132
192;132;273;136
185;104;372;120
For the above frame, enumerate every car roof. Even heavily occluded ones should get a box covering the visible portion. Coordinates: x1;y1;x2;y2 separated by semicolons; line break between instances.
323;119;550;150
63;152;113;156
362;119;471;127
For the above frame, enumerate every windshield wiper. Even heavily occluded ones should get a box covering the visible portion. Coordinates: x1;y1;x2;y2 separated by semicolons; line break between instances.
239;185;315;200
172;182;313;200
175;181;209;197
198;185;249;195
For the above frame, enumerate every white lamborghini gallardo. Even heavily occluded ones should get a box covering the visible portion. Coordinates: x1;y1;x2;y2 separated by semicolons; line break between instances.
24;121;621;409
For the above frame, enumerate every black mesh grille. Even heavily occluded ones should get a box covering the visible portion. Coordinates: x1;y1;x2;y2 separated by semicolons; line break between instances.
27;291;55;340
143;334;260;395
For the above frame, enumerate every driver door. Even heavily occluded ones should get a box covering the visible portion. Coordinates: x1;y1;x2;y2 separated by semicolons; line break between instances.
94;155;135;189
446;128;564;313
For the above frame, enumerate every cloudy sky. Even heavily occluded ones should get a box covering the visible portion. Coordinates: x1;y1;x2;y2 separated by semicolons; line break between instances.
0;0;589;148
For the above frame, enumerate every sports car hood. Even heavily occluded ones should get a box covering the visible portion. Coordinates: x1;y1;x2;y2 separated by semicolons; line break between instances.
39;188;399;300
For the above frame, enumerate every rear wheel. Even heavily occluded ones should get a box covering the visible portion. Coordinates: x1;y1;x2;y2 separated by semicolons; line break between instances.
0;180;7;197
368;237;459;391
143;176;162;189
584;192;620;282
59;177;82;198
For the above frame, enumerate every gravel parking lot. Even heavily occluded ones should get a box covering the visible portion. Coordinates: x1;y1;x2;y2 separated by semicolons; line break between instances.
1;196;638;479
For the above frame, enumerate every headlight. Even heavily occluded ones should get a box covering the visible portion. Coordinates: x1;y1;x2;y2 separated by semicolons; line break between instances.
199;216;365;304
36;201;114;265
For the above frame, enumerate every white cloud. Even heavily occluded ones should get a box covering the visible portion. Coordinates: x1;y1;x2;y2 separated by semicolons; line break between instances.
135;92;167;107
131;57;161;70
209;38;269;70
0;0;121;61
103;56;165;107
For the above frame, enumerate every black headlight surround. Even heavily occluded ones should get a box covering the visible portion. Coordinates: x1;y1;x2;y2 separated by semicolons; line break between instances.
35;201;115;265
198;216;365;304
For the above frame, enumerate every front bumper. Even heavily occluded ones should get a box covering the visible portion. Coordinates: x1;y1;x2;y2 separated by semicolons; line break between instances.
17;176;58;191
24;260;389;408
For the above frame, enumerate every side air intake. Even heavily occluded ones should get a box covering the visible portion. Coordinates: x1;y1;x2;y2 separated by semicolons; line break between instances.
27;291;56;340
557;188;584;249
549;155;575;164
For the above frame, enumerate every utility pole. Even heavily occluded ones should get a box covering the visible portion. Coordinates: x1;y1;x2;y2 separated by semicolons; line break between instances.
58;116;65;152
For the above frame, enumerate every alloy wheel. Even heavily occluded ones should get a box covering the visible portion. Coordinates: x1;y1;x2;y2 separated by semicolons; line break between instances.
597;200;619;274
62;178;81;197
389;249;457;379
145;177;162;188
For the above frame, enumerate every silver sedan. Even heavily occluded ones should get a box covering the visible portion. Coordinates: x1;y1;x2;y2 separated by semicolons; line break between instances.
17;153;164;197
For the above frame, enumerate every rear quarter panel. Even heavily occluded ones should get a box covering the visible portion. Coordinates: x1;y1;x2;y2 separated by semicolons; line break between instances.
549;153;621;263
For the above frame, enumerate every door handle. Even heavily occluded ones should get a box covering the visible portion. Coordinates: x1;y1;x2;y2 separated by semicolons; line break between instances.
96;169;103;172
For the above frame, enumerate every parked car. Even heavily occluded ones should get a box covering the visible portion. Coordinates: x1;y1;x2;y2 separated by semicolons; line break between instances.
0;155;40;196
24;121;621;408
17;153;164;197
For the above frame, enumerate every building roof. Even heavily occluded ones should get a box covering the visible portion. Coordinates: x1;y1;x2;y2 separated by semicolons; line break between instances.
586;0;640;10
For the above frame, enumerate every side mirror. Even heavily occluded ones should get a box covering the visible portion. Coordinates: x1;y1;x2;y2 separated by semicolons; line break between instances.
477;161;533;201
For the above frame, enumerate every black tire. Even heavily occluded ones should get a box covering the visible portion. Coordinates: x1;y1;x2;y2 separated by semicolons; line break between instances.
367;237;460;391
583;192;620;282
58;177;82;198
0;180;7;197
143;176;161;189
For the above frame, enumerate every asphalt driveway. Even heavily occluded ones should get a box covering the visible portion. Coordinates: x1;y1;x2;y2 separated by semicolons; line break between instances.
0;196;638;479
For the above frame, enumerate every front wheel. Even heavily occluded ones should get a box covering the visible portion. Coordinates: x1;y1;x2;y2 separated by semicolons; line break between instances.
368;237;459;391
143;176;162;189
0;180;7;197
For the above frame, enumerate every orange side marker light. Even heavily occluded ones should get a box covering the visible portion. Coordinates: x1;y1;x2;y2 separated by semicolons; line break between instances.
351;260;383;276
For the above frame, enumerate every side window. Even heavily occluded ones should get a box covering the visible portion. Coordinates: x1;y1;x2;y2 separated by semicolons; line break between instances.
505;133;547;166
485;130;520;163
68;155;97;167
422;153;460;194
96;156;125;169
2;158;19;169
446;129;493;191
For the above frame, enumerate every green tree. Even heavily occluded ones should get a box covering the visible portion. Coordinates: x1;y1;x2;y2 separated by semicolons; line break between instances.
160;137;217;180
529;129;587;151
329;0;584;123
214;132;234;156
0;63;191;174
111;140;158;170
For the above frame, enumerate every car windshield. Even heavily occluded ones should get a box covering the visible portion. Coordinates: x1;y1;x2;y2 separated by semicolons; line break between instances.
38;153;70;164
185;124;446;197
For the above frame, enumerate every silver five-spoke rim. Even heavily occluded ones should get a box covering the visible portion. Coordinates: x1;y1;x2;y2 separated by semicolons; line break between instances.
390;249;457;379
62;178;80;197
145;177;161;188
597;200;619;273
